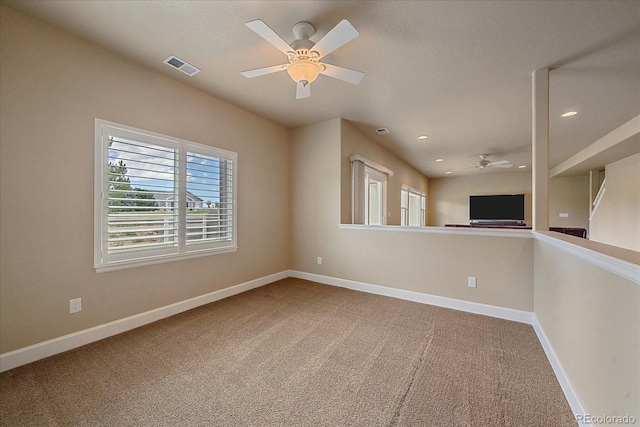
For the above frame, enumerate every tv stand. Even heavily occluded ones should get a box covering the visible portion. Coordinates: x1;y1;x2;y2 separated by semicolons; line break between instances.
470;220;525;227
445;224;531;230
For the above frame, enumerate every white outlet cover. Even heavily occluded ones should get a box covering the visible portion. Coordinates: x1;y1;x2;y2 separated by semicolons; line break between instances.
559;213;569;217
468;277;477;288
69;298;82;314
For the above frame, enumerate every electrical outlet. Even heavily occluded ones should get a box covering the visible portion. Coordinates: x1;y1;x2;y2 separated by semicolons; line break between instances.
69;298;82;314
317;256;322;265
468;277;477;288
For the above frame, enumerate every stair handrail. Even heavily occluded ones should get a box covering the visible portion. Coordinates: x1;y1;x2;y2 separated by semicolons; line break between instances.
589;178;606;221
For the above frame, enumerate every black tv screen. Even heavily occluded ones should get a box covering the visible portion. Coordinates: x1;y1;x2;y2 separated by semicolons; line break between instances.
469;194;525;224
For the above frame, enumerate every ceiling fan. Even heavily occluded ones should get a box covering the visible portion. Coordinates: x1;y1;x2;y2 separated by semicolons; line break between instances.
474;155;513;170
240;19;365;99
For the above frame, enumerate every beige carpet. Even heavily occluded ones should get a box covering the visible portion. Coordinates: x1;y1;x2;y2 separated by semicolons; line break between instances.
0;278;576;426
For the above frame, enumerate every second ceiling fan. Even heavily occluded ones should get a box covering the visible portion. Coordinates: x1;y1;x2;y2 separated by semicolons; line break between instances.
241;19;365;99
474;155;513;170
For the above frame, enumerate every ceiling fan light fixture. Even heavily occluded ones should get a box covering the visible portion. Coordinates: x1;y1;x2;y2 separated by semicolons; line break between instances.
286;59;323;86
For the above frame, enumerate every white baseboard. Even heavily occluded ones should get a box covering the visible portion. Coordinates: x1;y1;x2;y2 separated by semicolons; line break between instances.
532;314;591;427
289;270;533;324
0;270;289;373
0;268;586;427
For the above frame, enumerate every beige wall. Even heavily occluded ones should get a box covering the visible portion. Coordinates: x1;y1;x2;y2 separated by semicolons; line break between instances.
428;171;532;226
589;153;640;251
340;120;428;225
292;121;534;312
549;175;590;231
290;119;342;269
534;237;639;419
0;8;290;353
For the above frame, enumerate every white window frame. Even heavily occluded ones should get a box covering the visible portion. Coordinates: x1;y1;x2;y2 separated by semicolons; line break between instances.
401;185;426;227
94;119;237;272
350;155;393;225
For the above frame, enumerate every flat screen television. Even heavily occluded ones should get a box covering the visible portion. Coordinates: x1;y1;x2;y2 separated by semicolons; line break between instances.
469;194;525;226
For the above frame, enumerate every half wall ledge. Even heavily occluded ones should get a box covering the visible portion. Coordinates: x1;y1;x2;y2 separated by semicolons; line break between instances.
534;231;640;284
338;224;533;239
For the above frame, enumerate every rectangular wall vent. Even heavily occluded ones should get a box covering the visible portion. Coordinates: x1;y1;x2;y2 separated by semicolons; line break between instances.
163;55;201;77
376;128;390;135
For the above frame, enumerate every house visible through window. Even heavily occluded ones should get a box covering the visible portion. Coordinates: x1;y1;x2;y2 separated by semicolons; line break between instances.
94;119;237;272
401;185;426;226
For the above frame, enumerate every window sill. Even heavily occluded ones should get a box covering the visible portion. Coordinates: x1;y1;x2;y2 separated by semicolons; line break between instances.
95;246;238;273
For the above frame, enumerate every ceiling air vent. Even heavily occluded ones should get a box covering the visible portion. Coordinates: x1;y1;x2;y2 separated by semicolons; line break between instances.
376;128;390;135
163;55;201;76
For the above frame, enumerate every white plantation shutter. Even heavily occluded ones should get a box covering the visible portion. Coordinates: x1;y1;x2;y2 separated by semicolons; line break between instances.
408;191;422;226
106;134;179;261
95;120;237;272
401;186;408;226
401;185;425;227
184;147;235;252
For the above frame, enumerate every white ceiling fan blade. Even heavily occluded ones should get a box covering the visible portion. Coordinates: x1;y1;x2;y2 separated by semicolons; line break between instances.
246;20;293;55
489;161;513;168
296;83;310;99
320;63;365;85
312;19;359;59
240;64;287;78
489;160;511;166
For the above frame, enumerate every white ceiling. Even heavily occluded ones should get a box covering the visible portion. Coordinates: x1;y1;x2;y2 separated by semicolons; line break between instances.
3;0;639;178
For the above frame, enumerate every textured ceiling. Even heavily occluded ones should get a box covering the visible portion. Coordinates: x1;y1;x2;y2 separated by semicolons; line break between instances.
3;0;639;177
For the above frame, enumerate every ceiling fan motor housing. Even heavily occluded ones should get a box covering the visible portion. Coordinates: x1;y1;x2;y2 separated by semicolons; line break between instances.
292;22;315;41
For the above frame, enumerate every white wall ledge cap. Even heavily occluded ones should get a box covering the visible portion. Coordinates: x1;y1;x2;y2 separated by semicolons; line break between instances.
339;224;533;238
534;231;639;284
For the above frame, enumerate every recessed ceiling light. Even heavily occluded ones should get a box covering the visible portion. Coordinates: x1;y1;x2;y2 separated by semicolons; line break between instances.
436;158;443;162
445;171;452;174
518;165;526;168
561;111;577;117
418;135;428;140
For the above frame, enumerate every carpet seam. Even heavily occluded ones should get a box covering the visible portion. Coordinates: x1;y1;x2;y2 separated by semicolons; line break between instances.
388;324;435;426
